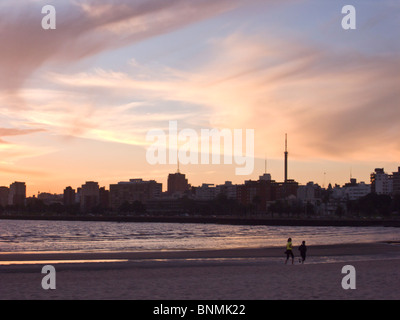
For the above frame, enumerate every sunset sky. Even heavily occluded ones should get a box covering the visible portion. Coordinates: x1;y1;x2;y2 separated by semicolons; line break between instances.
0;0;399;196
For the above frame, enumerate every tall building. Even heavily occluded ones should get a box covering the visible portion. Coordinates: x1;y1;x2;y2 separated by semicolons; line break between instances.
38;192;63;205
99;187;110;209
0;186;9;207
110;179;162;210
8;182;26;206
194;184;216;201
215;181;237;200
236;175;277;212
343;178;371;200
331;178;370;201
392;167;400;195
167;172;189;195
63;186;76;206
237;180;259;208
80;181;99;212
297;182;322;205
276;180;299;200
371;168;393;195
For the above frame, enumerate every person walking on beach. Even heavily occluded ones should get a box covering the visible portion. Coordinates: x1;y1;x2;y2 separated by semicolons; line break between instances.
285;238;294;264
298;241;307;264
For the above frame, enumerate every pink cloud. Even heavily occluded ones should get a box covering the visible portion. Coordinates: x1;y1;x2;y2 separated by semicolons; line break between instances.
0;127;44;144
0;0;250;96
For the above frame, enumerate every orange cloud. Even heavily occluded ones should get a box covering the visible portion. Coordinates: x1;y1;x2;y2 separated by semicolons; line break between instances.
0;127;45;144
38;32;400;163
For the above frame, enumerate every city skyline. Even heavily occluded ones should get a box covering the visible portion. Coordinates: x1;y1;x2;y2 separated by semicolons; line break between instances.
1;165;399;219
1;163;399;198
1;0;399;196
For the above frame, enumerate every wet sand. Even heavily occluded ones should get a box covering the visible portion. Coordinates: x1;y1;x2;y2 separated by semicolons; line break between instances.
1;242;400;300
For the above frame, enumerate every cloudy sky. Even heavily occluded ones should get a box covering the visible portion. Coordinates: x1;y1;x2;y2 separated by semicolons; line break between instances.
0;0;399;195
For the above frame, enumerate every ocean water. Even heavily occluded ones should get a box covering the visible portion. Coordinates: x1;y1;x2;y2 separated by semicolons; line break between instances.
0;219;399;253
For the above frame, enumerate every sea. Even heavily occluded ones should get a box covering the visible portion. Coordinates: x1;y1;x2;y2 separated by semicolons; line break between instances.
0;219;399;253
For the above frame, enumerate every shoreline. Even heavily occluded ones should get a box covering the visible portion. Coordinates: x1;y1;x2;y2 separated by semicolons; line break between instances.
1;214;400;227
1;242;400;264
1;242;400;300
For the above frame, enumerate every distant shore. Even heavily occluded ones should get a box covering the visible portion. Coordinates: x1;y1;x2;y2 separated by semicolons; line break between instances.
1;214;400;227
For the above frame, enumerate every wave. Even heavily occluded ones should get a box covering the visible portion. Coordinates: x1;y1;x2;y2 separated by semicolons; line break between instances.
1;220;399;253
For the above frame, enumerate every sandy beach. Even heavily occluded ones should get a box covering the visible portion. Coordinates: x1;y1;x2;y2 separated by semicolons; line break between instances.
1;242;400;300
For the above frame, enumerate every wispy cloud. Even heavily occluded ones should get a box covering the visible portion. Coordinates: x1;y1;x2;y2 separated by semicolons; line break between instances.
0;165;48;178
0;0;249;96
0;127;44;144
0;0;258;170
35;32;400;162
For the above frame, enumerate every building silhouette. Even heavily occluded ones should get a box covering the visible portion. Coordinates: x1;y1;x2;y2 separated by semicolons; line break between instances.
80;181;100;212
38;192;63;205
392;167;400;195
0;186;9;207
63;186;76;206
215;181;237;200
297;182;322;205
167;172;189;196
8;182;26;206
99;186;110;209
371;168;393;195
109;179;162;210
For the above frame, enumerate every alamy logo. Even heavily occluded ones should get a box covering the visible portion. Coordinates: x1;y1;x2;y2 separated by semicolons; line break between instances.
41;265;56;290
146;121;255;176
341;265;356;290
41;5;56;30
342;5;356;30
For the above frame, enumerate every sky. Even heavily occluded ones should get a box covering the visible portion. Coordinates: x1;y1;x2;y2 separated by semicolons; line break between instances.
0;0;399;196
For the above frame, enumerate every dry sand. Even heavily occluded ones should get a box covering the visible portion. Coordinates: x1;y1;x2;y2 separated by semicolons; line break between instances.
1;242;400;300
